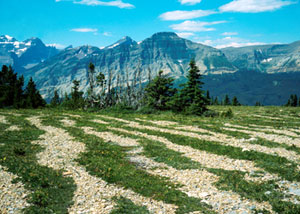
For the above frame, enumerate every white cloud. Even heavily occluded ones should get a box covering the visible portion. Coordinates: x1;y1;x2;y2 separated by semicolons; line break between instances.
71;28;98;32
170;20;226;32
56;0;135;9
219;0;294;13
103;32;112;36
179;0;202;5
198;36;265;49
47;43;66;49
176;32;195;38
222;32;238;36
160;10;216;21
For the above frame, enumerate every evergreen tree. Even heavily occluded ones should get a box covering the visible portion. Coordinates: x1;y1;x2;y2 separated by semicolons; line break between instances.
143;70;176;110
206;90;211;105
292;94;298;107
232;96;241;106
224;95;231;106
175;59;207;115
50;90;60;107
213;97;219;105
70;80;84;109
255;101;262;106
24;77;46;108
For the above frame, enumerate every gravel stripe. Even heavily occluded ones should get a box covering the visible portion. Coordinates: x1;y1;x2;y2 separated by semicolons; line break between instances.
129;155;274;214
223;126;300;149
0;166;30;214
5;125;21;131
100;116;299;163
224;123;300;138
0;115;8;124
84;122;274;213
109;127;270;175
36;118;175;214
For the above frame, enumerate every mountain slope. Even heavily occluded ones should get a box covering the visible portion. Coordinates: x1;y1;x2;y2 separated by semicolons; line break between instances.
26;32;236;99
222;41;300;73
0;35;59;71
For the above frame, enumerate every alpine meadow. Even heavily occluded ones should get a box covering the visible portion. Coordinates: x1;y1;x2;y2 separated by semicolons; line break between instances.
0;0;300;213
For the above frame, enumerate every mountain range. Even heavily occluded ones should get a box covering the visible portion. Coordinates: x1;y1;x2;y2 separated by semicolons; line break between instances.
1;32;300;106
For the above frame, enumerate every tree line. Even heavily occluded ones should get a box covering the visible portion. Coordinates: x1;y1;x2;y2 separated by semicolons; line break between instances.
0;65;45;108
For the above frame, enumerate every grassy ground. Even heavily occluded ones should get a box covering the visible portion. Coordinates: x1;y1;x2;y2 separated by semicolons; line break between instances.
0;106;299;213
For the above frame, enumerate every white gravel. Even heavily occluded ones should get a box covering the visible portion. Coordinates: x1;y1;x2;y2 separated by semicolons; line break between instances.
0;166;31;214
29;116;177;214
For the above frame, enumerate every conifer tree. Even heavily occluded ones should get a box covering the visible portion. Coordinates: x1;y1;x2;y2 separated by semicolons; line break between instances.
224;95;231;106
232;96;241;106
143;70;176;110
70;80;84;109
213;97;219;105
24;77;46;108
176;59;207;115
206;90;211;105
50;90;60;107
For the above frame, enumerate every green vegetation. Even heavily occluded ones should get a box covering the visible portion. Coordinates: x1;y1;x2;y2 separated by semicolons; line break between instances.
0;113;75;213
0;65;45;109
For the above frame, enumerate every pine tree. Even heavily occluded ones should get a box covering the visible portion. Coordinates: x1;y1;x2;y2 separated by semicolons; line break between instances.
232;96;241;106
87;62;96;107
176;59;207;115
50;90;60;107
24;77;46;108
206;90;211;105
143;70;176;110
213;97;219;105
224;95;231;106
292;94;298;107
70;80;84;109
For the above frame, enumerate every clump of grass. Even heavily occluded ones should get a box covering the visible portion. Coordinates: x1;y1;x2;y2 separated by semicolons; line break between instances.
111;197;150;214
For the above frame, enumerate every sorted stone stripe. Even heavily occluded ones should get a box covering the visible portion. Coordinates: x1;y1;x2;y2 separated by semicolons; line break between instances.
29;117;176;214
129;155;274;214
109;127;272;175
225;123;298;136
84;123;274;213
135;118;178;126
223;127;300;149
0;166;31;214
100;116;299;163
0;115;8;124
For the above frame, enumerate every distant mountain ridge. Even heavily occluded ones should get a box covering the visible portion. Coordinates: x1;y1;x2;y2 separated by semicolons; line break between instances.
0;35;58;71
1;32;300;105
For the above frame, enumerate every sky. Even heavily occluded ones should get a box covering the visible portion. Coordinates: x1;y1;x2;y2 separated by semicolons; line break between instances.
0;0;299;49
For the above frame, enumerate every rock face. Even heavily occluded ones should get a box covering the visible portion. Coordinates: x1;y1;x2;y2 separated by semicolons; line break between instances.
222;41;300;73
0;35;59;71
25;32;236;100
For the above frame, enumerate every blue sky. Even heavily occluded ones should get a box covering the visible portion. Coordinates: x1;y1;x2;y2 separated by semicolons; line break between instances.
0;0;299;49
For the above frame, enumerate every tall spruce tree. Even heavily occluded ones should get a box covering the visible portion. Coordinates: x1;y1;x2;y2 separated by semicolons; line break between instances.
24;77;46;108
0;65;26;108
143;70;176;110
70;80;84;109
224;95;231;106
175;59;207;115
50;90;60;107
232;96;241;106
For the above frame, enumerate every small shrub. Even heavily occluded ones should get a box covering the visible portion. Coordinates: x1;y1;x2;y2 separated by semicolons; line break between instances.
202;109;219;118
30;189;49;207
13;147;26;156
221;108;234;118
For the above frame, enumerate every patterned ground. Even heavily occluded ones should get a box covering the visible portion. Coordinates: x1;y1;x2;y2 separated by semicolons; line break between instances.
0;107;300;213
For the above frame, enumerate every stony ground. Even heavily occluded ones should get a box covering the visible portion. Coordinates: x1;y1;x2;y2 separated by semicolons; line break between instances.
0;107;299;213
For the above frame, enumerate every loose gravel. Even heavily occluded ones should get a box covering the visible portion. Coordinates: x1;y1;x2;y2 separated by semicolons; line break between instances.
0;166;30;214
